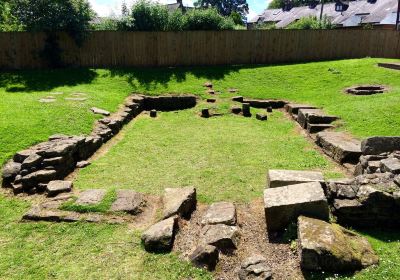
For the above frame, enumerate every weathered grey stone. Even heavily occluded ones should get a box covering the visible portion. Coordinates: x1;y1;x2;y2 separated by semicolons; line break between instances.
21;169;57;187
201;202;236;226
297;109;337;128
111;190;145;214
267;169;324;188
232;96;244;102
76;161;90;168
284;103;317;115
39;98;56;103
163;187;196;219
201;224;240;250
256;113;267;121
242;103;251;117
90;107;110;116
266;106;273;113
238;255;272;280
189;245;219;271
366;161;381;174
361;137;400;155
201;108;210;118
231;106;242;114
298;216;379;272
42;157;65;166
21;154;42;170
143;95;197;111
204;82;213;88
150;109;157;118
243;99;270;108
206;98;216;103
307;124;333;134
2;160;21;181
141;216;178;252
23;206;81;223
380;158;400;174
395;176;400;187
316;132;361;163
75;189;106;205
65;97;87;101
13;149;36;163
46;180;72;197
264;182;329;231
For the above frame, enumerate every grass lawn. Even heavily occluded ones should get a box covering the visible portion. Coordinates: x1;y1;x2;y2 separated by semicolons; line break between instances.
1;58;400;279
74;106;339;203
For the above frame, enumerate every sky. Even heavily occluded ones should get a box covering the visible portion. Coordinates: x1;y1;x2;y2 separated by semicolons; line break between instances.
88;0;269;20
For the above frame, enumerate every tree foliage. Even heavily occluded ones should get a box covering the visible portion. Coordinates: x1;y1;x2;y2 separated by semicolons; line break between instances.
10;0;94;42
118;0;235;31
194;0;249;17
0;1;24;31
286;15;334;29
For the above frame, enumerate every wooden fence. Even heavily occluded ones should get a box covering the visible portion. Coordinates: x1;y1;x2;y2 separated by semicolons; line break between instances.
0;30;399;69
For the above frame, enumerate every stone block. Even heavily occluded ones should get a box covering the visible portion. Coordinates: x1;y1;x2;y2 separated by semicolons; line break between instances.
361;136;400;155
316;132;361;163
264;182;329;231
380;158;400;174
267;169;324;188
111;190;146;214
46;180;72;197
201;202;236;226
141;216;178;252
200;224;240;250
163;187;196;219
75;189;106;205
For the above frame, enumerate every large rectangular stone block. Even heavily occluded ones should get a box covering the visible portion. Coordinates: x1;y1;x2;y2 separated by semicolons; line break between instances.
264;182;329;232
361;137;400;155
316;132;361;163
267;169;324;188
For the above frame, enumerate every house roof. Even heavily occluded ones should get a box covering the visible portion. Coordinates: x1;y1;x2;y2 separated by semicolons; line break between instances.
249;0;398;27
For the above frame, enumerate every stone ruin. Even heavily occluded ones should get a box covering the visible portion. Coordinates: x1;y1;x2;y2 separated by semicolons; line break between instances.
345;85;387;95
3;92;400;278
2;94;197;195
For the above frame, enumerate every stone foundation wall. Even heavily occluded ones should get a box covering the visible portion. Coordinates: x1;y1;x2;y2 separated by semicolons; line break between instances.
2;94;197;194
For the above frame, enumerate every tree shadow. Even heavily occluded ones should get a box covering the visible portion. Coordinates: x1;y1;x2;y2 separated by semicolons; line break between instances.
108;65;242;91
0;68;98;92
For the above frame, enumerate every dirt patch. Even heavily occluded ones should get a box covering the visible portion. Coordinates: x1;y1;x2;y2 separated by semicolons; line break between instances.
173;199;303;279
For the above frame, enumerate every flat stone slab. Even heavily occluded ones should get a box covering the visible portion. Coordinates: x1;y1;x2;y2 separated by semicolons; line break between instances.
238;255;272;280
75;189;106;205
200;224;240;250
264;182;329;231
163;187;196;219
298;216;379;272
65;97;87;101
90;107;110;116
141;216;178;252
39;98;56;103
380;158;400;174
307;123;333;134
110;190;145;214
316;131;362;163
361;136;400;155
189;245;219;271
378;62;400;71
284;103;317;115
298;108;337;128
267;169;324;188
46;180;72;197
201;202;237;226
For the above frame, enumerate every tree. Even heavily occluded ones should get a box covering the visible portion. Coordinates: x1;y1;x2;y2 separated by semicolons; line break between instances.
0;1;24;31
10;0;94;42
121;0;129;17
194;0;249;17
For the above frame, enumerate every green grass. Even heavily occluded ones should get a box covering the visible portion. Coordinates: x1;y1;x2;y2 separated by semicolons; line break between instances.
1;58;400;279
74;107;339;203
60;189;117;213
0;195;212;280
1;58;400;165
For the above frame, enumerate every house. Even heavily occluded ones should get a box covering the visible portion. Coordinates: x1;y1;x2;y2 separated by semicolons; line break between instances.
165;0;193;13
248;0;398;29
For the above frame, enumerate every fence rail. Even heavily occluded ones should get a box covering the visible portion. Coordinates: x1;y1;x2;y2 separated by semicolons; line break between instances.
0;30;399;69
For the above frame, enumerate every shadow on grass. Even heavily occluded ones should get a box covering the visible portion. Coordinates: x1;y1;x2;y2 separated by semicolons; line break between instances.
108;65;243;91
0;68;98;92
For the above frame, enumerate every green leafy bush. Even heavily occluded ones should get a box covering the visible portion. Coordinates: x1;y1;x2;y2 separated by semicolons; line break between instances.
286;15;334;30
0;2;24;31
183;8;235;30
123;0;170;31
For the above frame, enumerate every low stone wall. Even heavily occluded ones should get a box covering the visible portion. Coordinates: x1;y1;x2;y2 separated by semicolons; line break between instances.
2;94;197;194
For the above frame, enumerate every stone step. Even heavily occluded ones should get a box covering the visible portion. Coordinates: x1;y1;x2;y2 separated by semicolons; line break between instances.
242;99;287;109
110;190;146;214
267;169;324;188
163;187;196;219
201;202;237;226
298;109;338;129
141;216;178;252
316;132;362;164
75;189;106;205
284;103;317;115
264;182;329;232
307;123;334;134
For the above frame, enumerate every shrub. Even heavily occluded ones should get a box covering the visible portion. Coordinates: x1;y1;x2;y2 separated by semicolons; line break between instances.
0;2;24;31
286;15;334;30
91;18;120;31
183;8;235;31
166;10;186;31
127;0;170;31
